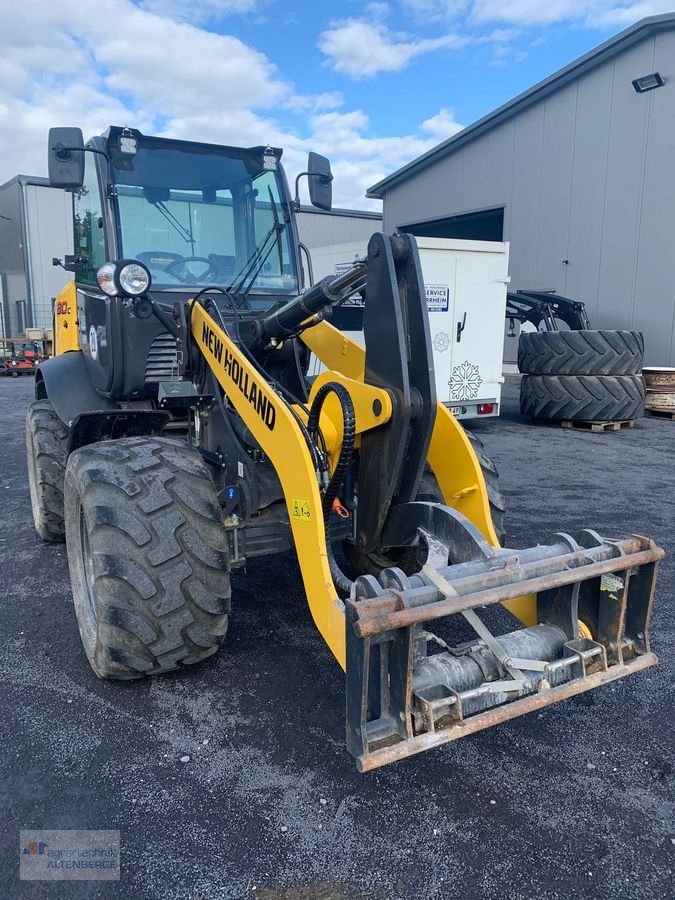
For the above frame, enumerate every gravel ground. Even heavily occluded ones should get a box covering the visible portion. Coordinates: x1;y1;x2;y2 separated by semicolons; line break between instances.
1;376;673;900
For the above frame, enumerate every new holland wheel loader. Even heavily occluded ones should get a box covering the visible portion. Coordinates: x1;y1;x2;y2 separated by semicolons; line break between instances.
27;126;662;771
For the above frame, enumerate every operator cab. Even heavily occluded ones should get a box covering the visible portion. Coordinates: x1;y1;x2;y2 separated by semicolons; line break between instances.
48;126;332;402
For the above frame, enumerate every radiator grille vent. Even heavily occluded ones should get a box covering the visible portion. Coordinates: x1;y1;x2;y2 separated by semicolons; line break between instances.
144;332;178;383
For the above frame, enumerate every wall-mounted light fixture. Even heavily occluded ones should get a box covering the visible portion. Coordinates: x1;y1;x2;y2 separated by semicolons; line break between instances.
632;72;665;93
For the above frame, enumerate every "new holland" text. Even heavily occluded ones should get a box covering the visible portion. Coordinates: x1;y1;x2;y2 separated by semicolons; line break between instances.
202;323;276;431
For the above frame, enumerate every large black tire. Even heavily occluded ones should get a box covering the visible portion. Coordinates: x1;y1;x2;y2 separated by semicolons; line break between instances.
520;374;645;422
518;330;644;376
26;400;68;542
64;437;231;679
344;430;506;577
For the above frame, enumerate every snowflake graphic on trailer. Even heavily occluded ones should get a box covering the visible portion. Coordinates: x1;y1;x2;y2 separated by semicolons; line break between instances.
433;332;450;353
450;361;483;401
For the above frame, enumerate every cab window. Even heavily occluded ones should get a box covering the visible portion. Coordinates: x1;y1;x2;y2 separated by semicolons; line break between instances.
73;153;106;286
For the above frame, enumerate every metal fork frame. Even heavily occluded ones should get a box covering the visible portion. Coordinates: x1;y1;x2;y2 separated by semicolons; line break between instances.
345;512;662;772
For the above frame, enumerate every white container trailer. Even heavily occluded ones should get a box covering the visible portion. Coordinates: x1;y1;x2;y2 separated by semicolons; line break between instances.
310;236;509;420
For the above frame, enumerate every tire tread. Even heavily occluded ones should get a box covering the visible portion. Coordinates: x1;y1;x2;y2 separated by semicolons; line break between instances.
520;374;646;422
518;330;644;376
65;437;230;680
26;400;68;542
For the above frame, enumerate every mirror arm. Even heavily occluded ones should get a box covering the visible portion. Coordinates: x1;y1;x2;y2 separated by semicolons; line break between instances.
51;145;110;163
293;170;334;212
293;171;310;212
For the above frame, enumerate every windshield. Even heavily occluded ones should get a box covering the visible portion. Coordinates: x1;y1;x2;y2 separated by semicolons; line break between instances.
111;142;297;303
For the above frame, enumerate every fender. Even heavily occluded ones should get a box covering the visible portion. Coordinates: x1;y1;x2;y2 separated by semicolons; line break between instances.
35;351;116;425
35;351;169;453
67;410;170;454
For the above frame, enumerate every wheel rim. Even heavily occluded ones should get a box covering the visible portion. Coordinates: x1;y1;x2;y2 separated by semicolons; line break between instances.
79;505;98;629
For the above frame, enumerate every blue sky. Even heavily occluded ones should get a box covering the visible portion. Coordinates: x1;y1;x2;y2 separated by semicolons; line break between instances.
0;1;670;207
232;2;626;132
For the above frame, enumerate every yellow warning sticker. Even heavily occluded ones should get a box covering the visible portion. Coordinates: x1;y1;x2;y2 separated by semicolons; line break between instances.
600;573;624;601
291;497;312;522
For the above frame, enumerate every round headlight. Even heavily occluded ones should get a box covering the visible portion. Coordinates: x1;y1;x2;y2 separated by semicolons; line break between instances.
118;262;150;296
96;262;117;296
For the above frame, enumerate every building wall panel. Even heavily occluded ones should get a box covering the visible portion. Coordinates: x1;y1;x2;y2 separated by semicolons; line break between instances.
26;184;73;329
381;29;675;364
506;108;545;290
632;29;675;363
595;39;654;332
533;86;577;290
296;210;382;249
564;61;614;315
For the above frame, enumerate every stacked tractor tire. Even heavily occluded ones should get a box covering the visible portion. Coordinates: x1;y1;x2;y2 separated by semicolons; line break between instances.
519;330;645;423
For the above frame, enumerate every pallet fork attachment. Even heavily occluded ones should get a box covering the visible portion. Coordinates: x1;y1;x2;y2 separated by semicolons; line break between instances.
296;238;662;770
345;511;661;770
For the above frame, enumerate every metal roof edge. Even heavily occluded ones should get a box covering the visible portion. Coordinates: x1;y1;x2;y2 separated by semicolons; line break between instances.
0;174;56;193
367;13;675;198
297;205;382;219
17;175;51;188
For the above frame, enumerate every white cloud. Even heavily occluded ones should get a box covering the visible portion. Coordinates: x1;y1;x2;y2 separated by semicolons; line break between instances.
317;1;667;84
318;17;468;78
420;108;465;141
403;0;471;22
96;14;287;114
139;0;257;23
365;1;391;20
0;0;462;209
471;0;674;28
317;8;527;80
282;92;345;114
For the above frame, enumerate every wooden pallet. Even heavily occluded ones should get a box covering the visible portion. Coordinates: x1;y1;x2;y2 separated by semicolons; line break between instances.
533;418;636;433
645;408;675;421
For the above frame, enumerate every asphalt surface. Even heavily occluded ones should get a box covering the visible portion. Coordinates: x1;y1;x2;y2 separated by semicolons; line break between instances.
1;376;673;900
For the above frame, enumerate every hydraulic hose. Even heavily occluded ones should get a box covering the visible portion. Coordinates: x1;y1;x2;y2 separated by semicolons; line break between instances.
307;382;356;594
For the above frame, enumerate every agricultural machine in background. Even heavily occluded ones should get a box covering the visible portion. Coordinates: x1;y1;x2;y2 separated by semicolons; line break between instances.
0;338;48;376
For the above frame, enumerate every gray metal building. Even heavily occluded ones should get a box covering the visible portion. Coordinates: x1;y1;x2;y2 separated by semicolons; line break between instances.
0;175;73;337
296;205;382;249
368;14;675;366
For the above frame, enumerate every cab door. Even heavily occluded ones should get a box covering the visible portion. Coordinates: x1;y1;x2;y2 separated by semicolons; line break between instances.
73;149;119;394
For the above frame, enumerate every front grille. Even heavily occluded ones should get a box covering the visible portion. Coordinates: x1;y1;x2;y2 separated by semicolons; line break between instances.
144;332;178;383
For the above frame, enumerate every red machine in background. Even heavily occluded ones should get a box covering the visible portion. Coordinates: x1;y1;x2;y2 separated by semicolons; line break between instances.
0;338;49;376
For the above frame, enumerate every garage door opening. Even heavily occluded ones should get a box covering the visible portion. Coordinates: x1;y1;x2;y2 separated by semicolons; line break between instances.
402;207;504;242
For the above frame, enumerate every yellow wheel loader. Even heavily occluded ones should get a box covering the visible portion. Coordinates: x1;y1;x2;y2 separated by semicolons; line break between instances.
27;126;662;770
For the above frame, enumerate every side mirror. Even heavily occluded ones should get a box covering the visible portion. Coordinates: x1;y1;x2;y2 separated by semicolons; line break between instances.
53;255;79;273
48;127;85;189
307;152;333;211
